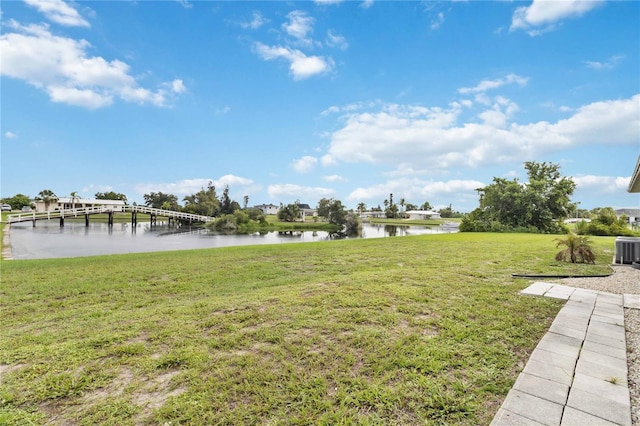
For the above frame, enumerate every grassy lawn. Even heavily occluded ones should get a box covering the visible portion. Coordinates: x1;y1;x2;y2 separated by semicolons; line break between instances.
0;233;615;425
368;218;461;227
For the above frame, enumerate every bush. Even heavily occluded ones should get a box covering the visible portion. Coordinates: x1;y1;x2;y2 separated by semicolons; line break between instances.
582;210;637;236
554;234;596;264
575;220;589;235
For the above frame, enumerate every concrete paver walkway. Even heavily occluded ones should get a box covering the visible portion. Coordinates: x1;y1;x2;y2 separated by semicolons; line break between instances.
491;283;633;426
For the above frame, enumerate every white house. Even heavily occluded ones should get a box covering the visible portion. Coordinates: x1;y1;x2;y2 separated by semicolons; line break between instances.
254;203;280;215
296;203;317;219
405;210;442;220
360;210;387;219
616;209;640;225
34;198;126;213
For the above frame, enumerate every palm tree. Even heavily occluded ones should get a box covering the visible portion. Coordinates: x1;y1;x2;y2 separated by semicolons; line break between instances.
555;233;596;264
356;202;367;215
35;189;58;212
70;191;80;210
243;195;249;210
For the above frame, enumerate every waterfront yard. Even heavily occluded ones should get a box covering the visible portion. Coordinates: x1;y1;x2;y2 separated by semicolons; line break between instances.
0;233;615;424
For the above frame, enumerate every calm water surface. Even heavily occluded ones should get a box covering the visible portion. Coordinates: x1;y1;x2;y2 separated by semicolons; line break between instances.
8;220;456;259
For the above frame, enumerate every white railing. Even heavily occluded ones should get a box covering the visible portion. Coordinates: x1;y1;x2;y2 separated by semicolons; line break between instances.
7;206;113;223
7;205;215;224
128;205;214;223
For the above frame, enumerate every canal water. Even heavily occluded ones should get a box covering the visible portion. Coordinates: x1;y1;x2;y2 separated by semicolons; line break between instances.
8;220;457;260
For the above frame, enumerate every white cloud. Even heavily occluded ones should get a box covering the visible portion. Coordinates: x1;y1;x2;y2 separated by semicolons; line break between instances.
291;156;318;173
549;95;640;145
282;10;314;44
458;73;528;94
267;184;335;201
213;174;256;189
24;0;90;27
322;94;639;172
0;21;185;109
215;106;231;115
134;175;259;199
511;0;603;35
574;175;631;193
585;55;625;70
253;42;333;80
320;100;383;116
4;131;18;139
326;30;348;50
361;0;374;9
321;154;338;167
322;174;346;182
47;85;113;108
347;178;484;204
430;12;444;30
175;0;193;9
169;79;187;94
241;11;269;30
315;0;343;4
477;96;519;128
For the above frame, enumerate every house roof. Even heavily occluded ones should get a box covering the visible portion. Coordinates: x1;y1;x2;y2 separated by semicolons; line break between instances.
629;155;640;193
616;208;640;217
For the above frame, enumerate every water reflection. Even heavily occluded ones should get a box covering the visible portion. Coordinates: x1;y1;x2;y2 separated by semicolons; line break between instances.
8;220;457;260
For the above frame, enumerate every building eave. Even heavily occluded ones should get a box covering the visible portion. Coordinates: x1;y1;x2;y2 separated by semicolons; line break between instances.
629;155;640;193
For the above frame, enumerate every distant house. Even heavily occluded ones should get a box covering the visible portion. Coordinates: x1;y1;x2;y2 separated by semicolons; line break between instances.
296;203;317;218
254;203;280;215
360;210;386;219
405;210;442;220
33;198;126;213
564;218;592;224
616;209;640;225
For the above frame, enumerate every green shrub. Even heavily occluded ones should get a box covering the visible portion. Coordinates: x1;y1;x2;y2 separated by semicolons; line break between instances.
554;233;596;264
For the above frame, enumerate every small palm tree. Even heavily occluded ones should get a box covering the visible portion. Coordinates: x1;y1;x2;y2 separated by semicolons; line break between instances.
555;233;596;264
35;189;58;212
70;191;80;210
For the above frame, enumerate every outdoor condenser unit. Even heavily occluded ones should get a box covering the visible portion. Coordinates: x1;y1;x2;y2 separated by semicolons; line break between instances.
615;236;640;264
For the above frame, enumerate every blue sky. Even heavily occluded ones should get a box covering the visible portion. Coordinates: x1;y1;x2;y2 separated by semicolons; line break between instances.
1;0;639;212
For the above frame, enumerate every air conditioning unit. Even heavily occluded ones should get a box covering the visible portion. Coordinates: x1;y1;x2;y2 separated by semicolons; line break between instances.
615;237;640;264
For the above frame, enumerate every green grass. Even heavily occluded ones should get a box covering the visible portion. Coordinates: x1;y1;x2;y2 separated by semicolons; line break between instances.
0;233;615;424
368;218;461;226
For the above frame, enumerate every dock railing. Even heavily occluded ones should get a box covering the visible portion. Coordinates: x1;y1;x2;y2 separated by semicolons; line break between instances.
7;205;215;224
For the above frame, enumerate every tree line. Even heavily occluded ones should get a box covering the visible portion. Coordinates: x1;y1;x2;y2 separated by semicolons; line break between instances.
0;190;128;211
2;163;633;237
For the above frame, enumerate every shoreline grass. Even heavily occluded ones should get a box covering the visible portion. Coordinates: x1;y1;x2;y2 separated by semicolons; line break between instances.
0;233;615;424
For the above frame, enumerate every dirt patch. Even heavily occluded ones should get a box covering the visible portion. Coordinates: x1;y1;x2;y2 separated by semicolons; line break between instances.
35;365;186;424
83;367;134;405
0;363;27;378
38;400;78;426
132;369;186;422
